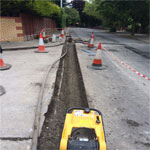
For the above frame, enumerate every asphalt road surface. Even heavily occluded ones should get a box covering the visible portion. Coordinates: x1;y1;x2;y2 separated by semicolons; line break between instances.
71;28;150;150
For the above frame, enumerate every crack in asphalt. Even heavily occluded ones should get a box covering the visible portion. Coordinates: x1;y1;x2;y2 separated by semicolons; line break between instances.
124;45;150;59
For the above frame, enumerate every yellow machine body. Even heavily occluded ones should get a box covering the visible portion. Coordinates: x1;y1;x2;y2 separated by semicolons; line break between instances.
60;108;107;150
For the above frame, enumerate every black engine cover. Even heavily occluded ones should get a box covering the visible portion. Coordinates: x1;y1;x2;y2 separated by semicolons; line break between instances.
67;140;99;150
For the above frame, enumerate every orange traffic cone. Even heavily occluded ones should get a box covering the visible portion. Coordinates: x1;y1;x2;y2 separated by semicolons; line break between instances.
92;43;102;66
0;56;5;67
61;28;65;38
88;43;106;70
0;46;11;70
88;32;94;48
35;33;48;53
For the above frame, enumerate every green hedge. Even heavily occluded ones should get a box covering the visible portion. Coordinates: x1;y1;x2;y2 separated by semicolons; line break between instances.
1;0;61;20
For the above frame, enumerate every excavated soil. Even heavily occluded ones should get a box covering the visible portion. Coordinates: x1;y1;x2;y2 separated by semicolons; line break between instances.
37;41;88;150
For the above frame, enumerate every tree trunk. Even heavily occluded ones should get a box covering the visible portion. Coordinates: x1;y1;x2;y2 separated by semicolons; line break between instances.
131;22;136;35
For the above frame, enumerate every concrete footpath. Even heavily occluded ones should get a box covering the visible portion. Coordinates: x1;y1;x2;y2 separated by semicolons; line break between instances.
0;40;63;150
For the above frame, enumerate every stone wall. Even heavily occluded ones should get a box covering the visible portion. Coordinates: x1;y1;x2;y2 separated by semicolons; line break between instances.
0;14;56;42
0;17;24;42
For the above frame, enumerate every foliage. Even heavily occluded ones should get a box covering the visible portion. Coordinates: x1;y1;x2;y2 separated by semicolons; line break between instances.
83;0;101;20
50;0;66;7
99;0;149;34
72;0;85;14
33;0;61;18
81;0;102;27
83;0;149;34
0;0;61;20
61;10;67;27
81;12;102;27
64;7;80;26
82;0;103;27
98;0;122;31
0;0;27;16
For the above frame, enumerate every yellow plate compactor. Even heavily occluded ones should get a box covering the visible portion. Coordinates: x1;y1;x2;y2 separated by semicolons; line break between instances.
60;108;107;150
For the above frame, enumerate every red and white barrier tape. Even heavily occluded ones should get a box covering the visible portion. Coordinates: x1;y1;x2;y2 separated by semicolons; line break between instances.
103;47;150;81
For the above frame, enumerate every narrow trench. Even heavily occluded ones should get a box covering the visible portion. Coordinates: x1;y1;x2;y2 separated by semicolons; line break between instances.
0;137;32;141
38;41;89;150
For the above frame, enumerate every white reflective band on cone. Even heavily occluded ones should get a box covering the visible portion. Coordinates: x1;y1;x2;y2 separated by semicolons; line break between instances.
52;34;56;42
39;38;44;46
42;32;46;37
90;38;94;44
95;50;102;60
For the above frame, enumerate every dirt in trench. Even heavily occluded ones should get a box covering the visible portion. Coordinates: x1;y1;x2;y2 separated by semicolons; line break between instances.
37;41;89;150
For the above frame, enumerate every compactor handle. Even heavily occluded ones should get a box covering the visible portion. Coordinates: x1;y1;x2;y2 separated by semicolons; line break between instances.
67;107;102;116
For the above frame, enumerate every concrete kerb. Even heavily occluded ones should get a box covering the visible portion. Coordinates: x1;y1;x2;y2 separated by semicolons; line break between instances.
34;51;49;53
2;43;64;51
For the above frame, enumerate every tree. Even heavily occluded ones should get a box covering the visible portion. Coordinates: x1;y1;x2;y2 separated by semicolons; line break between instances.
96;0;149;34
0;0;27;17
97;0;121;31
82;0;102;27
64;7;80;26
0;0;61;20
33;0;61;18
83;0;101;20
72;0;85;13
72;0;87;27
124;1;149;35
50;0;66;7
